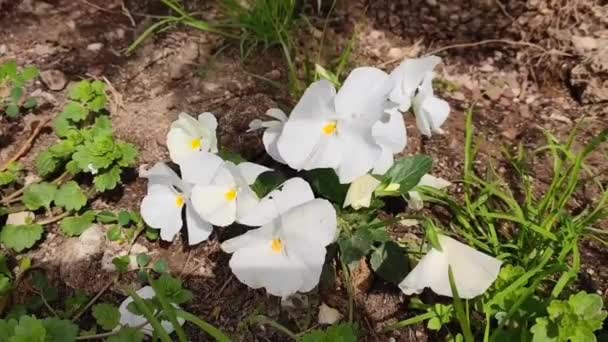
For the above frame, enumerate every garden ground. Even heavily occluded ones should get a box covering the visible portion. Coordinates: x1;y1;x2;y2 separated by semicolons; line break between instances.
0;0;606;340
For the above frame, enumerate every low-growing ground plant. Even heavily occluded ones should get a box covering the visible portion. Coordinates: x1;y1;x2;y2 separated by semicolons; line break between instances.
0;61;39;118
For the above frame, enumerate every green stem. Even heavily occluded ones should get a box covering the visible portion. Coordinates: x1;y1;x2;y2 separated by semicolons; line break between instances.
125;287;173;342
250;314;296;340
340;260;354;324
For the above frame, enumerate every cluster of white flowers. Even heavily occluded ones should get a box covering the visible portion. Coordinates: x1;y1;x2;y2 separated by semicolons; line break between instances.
139;55;501;301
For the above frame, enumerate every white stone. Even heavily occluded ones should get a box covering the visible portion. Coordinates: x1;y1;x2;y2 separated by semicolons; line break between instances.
6;211;34;225
318;303;342;325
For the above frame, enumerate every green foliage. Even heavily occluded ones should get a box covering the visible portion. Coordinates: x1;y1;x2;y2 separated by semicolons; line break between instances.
426;304;454;331
299;323;357;342
0;316;78;342
35;80;137;186
369;241;409;285
54;181;87;211
59;211;95;237
305;169;348;204
0;224;43;252
0;61;39;118
153;274;193;305
376;155;432;196
0;163;23;187
92;303;120;331
530;292;607;342
153;259;169;274
22;183;57;211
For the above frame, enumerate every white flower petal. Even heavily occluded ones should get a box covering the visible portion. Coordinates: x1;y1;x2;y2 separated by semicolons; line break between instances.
286;239;327;292
372;147;395;175
372;109;407;154
389;55;441;110
118;286;184;336
300;135;343;171
140;184;183;241
167;120;197;163
221;223;274;253
335;67;391;120
343;174;381;209
239;178;315;226
413;72;450;136
266;108;288;122
418;174;451;189
190;185;236;227
281;199;337;247
197;112;219;153
178;151;224;187
185;203;213;245
290;80;336;121
334;124;382;184
407;190;424;211
263;125;286;163
399;235;502;299
228;239;306;298
236;162;272;185
235;186;260;222
143;162;182;188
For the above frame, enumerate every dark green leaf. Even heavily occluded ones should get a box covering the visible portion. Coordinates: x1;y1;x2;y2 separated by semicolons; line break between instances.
370;241;409;285
106;327;144;342
10;86;23;103
5;104;19;118
218;149;246;164
106;226;122;241
300;323;357;342
93;166;121;192
11;315;46;342
145;228;159;241
42;318;78;342
35;151;59;178
305;168;349;204
251;170;287;198
136;254;150;268
96;211;117;223
118;211;131;226
23;98;37;109
153;260;168;274
379;155;433;195
112;256;130;273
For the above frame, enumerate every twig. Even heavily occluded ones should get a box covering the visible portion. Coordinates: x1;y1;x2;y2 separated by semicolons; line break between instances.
0;117;51;172
494;0;515;21
72;276;118;321
36;211;71;225
38;290;60;317
120;0;137;27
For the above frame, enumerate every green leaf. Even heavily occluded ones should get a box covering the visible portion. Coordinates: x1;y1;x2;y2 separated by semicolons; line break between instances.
118;211;131;226
136;254;150;268
65;160;80;175
153;260;168;274
48;141;76;158
92;303;120;331
106;226;122;241
61;102;88;122
69;81;93;102
112;256;130;273
251;170;287;198
53;116;74;138
426;304;454;331
106;327;144;342
10;86;23;103
42;318;78;342
21;66;39;81
22;182;58;210
305;168;349;204
0;254;11;277
300;323;357;342
145;228;159;241
23;98;37;109
0;317;17;339
0;275;11;295
117;143;138;167
217;149;246;164
5;104;19;118
64;291;89;317
54;181;87;211
59;211;96;237
35;152;59;178
0;171;17;186
370;241;409;285
379;155;433;195
96;211;117;223
11;316;46;342
338;226;389;268
93;166;121;192
153;274;192;305
0;224;44;252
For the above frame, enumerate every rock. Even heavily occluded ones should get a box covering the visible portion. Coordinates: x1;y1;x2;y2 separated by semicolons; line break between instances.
0;44;6;56
484;84;503;101
86;42;104;51
549;113;572;124
30;89;57;105
34;43;56;56
40;69;67;91
130;243;148;255
570;47;608;104
60;225;105;263
24;173;41;186
169;42;199;80
116;28;125;40
387;47;403;60
6;211;35;225
318;303;342;325
426;0;438;6
572;36;598;53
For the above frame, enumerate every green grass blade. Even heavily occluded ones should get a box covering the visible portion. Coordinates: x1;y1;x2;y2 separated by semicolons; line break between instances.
448;266;475;342
124;287;173;342
176;310;232;342
149;278;188;342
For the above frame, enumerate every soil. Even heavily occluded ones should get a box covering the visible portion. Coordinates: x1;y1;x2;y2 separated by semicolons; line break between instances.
0;0;607;341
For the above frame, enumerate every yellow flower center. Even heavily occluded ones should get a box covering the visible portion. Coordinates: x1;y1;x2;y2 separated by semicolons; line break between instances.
224;188;237;201
190;138;202;150
175;194;185;208
322;121;337;136
271;239;284;253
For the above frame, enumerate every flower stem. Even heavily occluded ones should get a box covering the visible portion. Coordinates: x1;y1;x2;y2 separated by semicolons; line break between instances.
250;314;297;340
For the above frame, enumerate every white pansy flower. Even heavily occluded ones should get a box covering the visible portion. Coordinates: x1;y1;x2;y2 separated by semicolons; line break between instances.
248;108;288;163
239;177;314;226
190;161;270;227
118;286;184;336
399;234;502;299
140;151;223;244
221;192;337;298
276;67;404;184
371;108;407;174
343;174;381;210
388;55;441;112
167;112;218;163
412;71;450;136
408;174;451;210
